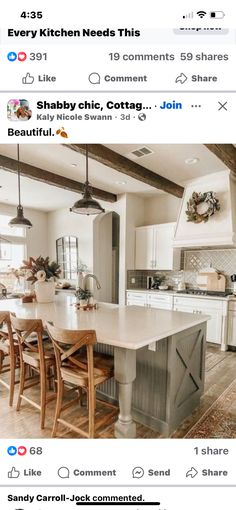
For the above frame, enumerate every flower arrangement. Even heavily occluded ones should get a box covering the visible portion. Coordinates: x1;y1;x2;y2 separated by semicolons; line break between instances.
22;256;61;284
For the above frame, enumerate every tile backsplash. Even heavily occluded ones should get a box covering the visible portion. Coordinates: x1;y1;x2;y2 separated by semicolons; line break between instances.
127;248;236;290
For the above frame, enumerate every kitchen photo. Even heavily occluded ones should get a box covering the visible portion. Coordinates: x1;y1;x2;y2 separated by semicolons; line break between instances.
0;142;236;439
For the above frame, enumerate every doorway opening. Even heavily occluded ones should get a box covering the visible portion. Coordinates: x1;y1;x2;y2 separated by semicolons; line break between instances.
93;211;120;303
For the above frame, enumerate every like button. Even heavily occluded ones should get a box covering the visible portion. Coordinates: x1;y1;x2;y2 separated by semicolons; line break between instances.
8;467;20;479
22;73;34;84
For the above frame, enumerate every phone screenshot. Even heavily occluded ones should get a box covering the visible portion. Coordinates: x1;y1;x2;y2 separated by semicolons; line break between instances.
0;2;236;509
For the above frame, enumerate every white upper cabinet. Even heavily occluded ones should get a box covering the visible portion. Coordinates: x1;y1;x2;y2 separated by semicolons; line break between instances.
135;223;180;271
135;226;155;270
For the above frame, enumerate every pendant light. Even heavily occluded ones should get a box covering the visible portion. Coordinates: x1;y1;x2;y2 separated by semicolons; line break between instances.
70;145;105;216
9;144;33;229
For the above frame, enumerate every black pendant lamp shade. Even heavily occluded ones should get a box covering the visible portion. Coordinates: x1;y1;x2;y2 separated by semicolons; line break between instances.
9;145;32;229
70;145;105;216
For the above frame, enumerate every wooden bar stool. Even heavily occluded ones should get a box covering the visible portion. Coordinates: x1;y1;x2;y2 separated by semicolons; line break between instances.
46;322;117;438
0;311;20;406
10;315;56;429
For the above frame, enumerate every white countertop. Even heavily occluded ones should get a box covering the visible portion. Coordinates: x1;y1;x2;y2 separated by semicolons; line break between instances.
127;289;236;301
0;295;209;350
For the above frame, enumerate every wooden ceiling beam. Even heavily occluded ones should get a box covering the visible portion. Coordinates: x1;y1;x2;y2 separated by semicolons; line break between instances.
0;154;117;203
64;144;184;198
204;144;236;175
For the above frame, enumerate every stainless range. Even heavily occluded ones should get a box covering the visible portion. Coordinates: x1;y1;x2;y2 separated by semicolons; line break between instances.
176;289;233;297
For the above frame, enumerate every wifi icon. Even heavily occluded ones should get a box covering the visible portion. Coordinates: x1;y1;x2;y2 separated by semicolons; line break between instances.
197;10;207;18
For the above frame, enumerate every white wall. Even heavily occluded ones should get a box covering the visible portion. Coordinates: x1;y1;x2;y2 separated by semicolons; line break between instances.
143;194;181;225
1;192;181;303
46;193;144;304
47;207;95;271
125;194;145;270
46;193;181;304
112;194;127;305
0;203;48;258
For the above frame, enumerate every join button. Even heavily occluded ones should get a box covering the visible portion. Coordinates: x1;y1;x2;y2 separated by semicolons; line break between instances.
160;101;183;110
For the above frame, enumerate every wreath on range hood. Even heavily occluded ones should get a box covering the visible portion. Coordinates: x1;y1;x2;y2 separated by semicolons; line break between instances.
185;191;220;224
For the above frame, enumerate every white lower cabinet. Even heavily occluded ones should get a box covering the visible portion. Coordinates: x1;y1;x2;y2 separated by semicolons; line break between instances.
227;302;236;347
173;296;227;346
126;291;229;349
126;292;147;307
127;291;172;310
147;293;173;310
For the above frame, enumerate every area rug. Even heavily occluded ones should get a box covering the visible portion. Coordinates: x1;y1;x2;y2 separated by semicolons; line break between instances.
185;378;236;438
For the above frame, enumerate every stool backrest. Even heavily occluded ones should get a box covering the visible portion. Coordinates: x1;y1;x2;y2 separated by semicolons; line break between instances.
10;315;44;361
46;322;97;385
0;311;15;354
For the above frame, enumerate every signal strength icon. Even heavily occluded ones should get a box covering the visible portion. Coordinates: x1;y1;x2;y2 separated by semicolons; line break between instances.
183;11;194;19
197;10;207;18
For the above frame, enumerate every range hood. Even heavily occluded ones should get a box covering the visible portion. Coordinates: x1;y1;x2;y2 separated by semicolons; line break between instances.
173;170;236;248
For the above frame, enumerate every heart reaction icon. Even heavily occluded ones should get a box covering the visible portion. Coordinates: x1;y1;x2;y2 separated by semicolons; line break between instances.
18;446;27;456
18;52;27;62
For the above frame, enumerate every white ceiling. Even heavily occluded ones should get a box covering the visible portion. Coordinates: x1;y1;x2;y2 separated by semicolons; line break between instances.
0;144;231;212
107;144;230;183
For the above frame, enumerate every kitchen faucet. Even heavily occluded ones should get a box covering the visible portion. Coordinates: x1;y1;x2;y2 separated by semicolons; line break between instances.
82;273;101;291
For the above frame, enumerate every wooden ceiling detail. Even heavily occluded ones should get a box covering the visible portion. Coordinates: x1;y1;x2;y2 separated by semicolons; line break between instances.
0;154;117;203
65;144;184;198
204;144;236;174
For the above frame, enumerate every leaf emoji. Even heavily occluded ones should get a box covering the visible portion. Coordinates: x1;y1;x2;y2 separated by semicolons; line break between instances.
60;131;68;138
56;129;61;135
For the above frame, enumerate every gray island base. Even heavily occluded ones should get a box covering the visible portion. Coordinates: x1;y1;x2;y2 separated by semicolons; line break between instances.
0;297;208;440
97;322;206;438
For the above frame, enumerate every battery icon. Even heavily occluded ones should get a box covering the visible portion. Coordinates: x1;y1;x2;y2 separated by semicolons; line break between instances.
210;11;225;18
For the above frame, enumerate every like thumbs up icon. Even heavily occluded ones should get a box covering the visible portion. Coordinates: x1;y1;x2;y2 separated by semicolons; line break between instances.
8;467;20;479
22;73;34;85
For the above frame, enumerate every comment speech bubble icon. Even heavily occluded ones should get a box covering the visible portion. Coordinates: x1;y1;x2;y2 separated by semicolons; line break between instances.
132;466;144;479
89;72;101;84
58;466;70;478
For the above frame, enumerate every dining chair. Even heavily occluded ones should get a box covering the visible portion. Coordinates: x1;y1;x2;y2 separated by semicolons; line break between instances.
46;322;117;438
10;315;56;429
0;311;20;406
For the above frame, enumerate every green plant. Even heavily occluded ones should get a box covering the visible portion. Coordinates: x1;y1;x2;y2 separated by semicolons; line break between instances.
22;256;61;283
75;287;92;301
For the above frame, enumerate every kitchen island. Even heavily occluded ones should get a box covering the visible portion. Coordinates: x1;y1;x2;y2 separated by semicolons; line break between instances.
0;296;208;438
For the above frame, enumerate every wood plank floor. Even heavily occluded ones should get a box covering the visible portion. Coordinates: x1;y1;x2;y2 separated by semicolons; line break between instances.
0;343;235;438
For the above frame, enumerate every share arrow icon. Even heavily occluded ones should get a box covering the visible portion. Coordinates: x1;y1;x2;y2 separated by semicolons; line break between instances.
175;73;188;84
186;467;198;478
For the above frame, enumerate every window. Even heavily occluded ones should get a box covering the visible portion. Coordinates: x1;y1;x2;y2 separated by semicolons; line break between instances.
0;213;26;290
56;236;79;280
0;214;25;237
0;240;25;270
